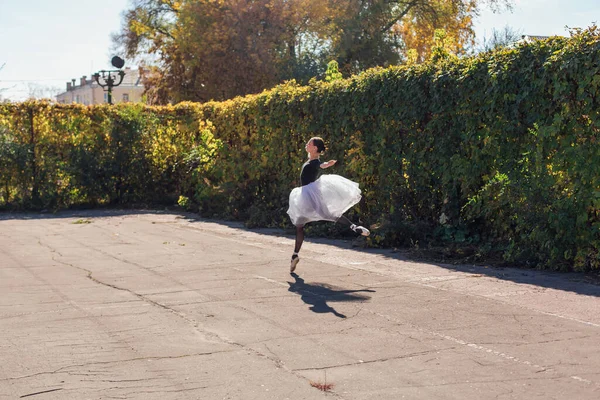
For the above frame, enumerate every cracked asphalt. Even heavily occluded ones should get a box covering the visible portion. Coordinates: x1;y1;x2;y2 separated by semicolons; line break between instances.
1;210;600;399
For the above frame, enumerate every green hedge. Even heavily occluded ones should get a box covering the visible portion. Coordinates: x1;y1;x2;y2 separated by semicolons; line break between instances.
1;28;599;271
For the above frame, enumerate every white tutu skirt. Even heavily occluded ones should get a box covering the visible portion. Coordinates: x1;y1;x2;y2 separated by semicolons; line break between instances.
287;174;362;226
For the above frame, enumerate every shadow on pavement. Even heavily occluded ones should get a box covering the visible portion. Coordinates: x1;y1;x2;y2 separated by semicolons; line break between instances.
3;209;600;298
0;208;182;221
307;242;600;299
287;272;375;319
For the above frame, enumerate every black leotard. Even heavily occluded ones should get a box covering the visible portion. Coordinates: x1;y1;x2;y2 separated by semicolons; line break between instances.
300;159;322;186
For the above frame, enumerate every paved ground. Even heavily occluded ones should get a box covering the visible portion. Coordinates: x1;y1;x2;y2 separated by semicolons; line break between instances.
1;210;600;400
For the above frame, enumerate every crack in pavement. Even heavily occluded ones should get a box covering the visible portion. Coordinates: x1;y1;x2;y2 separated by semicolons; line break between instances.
2;351;232;382
19;388;63;398
8;214;599;398
33;233;342;398
292;347;457;372
362;308;559;375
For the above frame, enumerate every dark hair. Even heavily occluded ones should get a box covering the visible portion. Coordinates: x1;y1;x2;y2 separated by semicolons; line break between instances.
311;137;326;153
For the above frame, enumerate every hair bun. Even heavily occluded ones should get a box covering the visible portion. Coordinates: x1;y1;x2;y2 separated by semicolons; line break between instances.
312;137;326;153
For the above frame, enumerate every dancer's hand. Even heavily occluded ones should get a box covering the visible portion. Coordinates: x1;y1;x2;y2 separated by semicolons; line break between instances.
322;160;337;168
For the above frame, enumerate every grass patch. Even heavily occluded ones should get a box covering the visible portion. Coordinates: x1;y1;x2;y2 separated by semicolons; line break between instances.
72;219;92;224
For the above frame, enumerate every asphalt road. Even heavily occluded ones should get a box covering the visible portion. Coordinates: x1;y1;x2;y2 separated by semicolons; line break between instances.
1;210;599;399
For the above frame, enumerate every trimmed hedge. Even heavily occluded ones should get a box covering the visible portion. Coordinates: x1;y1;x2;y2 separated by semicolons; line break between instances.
1;27;599;270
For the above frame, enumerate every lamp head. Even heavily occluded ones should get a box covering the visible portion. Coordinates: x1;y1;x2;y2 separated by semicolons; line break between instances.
111;56;125;69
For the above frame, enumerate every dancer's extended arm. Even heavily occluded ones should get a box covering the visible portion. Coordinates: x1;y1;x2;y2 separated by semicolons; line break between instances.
320;160;337;169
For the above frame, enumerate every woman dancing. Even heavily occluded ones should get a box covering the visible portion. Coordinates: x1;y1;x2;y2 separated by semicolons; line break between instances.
287;137;370;273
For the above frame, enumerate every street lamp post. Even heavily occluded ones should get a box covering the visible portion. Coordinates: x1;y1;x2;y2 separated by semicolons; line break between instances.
92;56;126;104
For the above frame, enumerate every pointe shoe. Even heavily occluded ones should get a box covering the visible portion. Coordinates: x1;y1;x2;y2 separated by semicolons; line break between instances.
351;224;370;237
290;256;300;273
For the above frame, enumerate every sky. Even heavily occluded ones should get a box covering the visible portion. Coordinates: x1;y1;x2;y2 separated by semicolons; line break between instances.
0;0;598;101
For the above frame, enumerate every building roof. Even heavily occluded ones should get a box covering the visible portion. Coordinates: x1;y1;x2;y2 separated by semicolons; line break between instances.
117;68;143;87
518;35;555;43
57;67;143;97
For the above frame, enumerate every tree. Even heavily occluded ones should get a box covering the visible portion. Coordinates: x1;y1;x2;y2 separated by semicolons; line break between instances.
114;0;333;104
329;0;513;71
429;28;458;63
325;60;343;82
170;0;289;102
326;0;406;74
112;0;180;63
113;0;513;103
111;0;180;103
0;62;7;102
477;25;523;52
27;83;61;100
397;0;477;64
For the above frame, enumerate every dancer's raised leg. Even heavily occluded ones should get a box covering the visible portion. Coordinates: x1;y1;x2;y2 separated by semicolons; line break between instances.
337;215;370;236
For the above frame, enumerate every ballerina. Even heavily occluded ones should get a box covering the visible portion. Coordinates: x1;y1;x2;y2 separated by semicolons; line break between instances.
287;137;370;273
